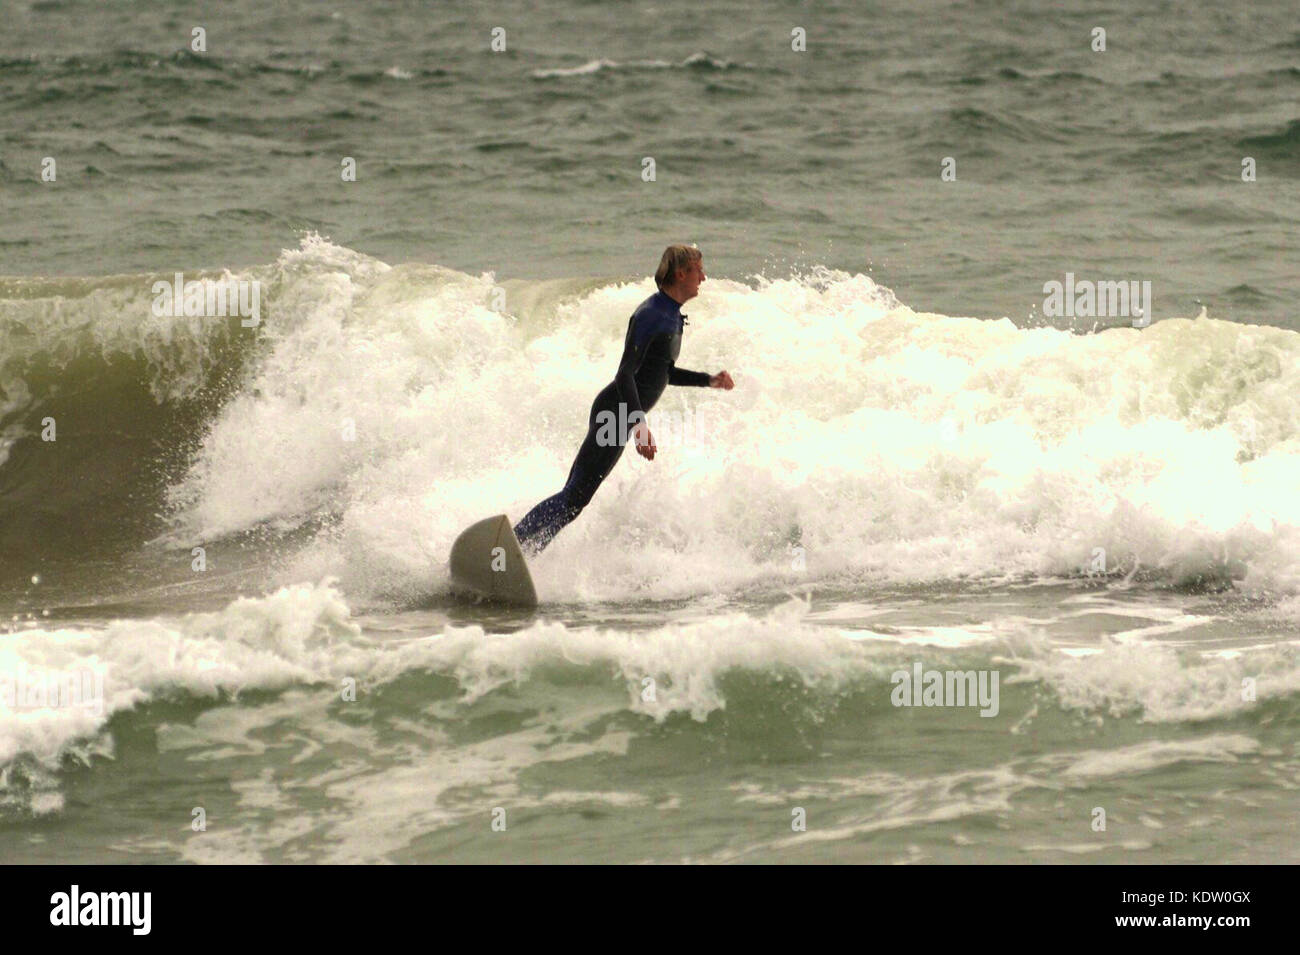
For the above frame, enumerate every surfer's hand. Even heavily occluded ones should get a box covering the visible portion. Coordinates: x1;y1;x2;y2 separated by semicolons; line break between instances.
633;422;656;460
709;371;734;390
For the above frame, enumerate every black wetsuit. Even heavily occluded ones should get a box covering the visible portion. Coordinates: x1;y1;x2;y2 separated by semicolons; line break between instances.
514;290;711;553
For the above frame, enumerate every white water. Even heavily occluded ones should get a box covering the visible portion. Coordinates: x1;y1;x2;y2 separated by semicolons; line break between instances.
150;236;1300;607
6;575;1300;812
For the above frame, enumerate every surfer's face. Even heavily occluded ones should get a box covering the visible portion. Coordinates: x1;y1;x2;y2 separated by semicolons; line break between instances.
677;258;705;301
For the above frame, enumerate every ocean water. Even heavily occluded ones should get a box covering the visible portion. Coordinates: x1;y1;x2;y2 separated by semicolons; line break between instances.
2;0;1299;863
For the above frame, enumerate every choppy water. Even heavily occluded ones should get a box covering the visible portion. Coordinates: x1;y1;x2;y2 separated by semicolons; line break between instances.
2;0;1298;863
3;0;1298;326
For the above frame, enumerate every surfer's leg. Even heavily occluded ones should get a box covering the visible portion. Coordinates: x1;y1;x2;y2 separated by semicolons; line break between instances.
514;412;625;553
512;489;571;552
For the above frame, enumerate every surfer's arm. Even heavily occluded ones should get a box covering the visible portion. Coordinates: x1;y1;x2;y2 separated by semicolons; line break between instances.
614;342;654;460
671;367;733;389
613;332;646;418
668;365;711;387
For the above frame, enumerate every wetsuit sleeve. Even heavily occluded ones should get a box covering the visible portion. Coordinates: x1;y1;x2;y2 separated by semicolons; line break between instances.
614;323;648;418
668;365;711;387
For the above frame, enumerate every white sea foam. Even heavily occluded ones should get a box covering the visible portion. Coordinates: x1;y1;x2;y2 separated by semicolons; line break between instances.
4;577;1298;794
147;237;1300;607
1059;734;1260;778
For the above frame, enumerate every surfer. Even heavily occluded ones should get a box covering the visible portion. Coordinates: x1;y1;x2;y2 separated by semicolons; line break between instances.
513;245;734;554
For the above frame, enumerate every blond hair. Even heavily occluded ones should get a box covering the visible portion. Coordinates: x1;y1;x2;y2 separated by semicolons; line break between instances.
655;244;701;291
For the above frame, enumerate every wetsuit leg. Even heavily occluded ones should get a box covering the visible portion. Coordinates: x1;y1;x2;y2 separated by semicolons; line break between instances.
514;394;628;554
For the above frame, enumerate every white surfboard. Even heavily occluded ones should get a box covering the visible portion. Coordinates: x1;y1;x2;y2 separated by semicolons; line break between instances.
448;514;538;608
